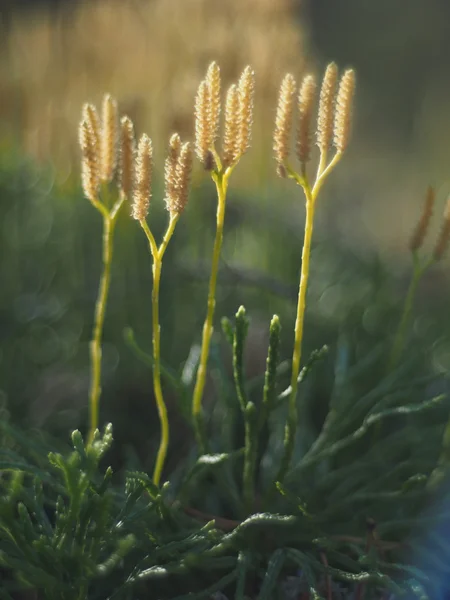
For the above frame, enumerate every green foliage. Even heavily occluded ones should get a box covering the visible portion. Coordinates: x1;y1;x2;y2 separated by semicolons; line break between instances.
0;426;132;599
2;93;450;597
1;316;449;598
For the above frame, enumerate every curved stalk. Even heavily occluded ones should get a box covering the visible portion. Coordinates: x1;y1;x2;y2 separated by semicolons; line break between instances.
150;258;167;486
140;215;179;485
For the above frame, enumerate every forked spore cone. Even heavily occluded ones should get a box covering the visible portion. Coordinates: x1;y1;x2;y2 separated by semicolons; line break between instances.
273;62;355;179
194;61;255;173
163;134;193;216
130;130;192;227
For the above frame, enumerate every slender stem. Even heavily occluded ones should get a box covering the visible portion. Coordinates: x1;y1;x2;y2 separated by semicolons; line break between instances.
192;172;228;452
88;215;114;445
268;153;344;488
276;184;315;484
87;195;125;445
140;214;179;486
150;258;167;486
159;213;179;257
388;253;426;371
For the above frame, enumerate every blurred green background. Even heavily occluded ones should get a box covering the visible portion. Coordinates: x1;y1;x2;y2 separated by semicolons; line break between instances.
1;0;450;467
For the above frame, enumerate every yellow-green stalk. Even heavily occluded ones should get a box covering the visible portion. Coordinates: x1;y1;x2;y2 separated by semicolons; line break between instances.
191;62;255;452
133;133;192;486
79;97;124;446
274;66;355;484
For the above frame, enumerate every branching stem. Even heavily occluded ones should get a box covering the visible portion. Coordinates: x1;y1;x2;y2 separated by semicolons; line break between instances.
276;151;342;484
140;215;179;486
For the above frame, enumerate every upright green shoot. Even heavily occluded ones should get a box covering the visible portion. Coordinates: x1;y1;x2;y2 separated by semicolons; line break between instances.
191;63;255;452
79;97;125;446
132;133;192;486
273;65;356;484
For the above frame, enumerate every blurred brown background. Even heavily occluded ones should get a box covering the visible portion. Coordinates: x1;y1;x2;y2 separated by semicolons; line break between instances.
1;0;450;257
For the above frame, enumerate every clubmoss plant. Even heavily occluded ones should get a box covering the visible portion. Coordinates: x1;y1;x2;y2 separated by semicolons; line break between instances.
5;58;450;598
131;132;193;486
273;65;356;484
80;98;192;483
191;62;255;452
390;188;450;490
78;96;126;445
389;187;450;371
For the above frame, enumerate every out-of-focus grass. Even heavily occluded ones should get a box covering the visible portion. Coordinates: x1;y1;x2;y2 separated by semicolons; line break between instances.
3;0;450;263
0;0;306;188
